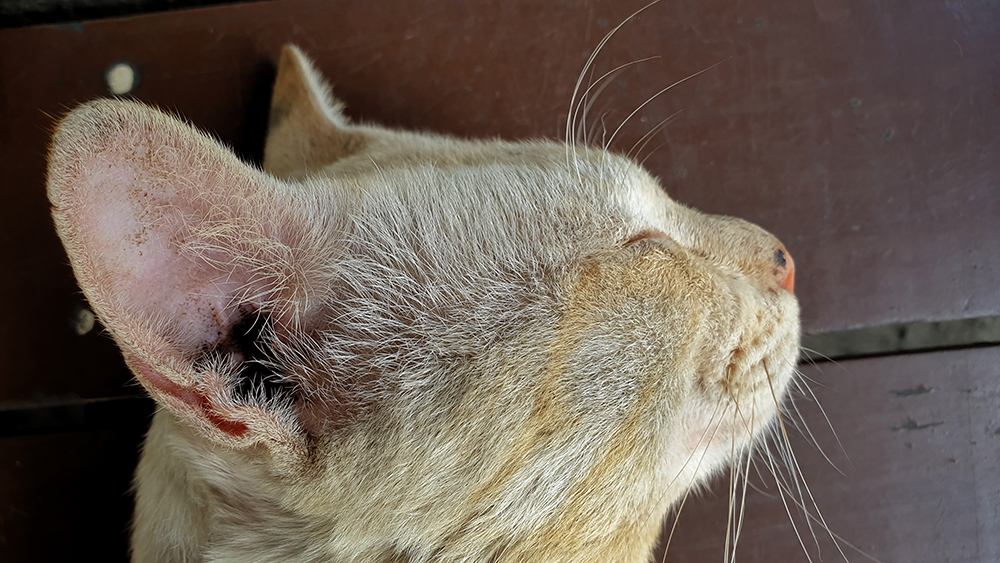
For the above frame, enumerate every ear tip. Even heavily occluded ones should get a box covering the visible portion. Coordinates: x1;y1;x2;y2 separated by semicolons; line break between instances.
280;43;305;60
277;44;310;78
50;98;156;159
47;100;107;204
55;98;143;135
47;99;138;202
272;44;348;128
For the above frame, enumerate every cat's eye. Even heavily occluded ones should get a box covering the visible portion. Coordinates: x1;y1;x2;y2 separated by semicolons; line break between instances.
623;229;669;246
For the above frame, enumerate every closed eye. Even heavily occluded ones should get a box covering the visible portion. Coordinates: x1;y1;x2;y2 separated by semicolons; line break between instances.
623;229;669;246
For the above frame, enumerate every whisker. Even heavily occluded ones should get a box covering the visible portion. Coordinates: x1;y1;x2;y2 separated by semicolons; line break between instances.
586;111;611;151
637;139;673;169
764;466;886;563
765;360;851;563
758;443;816;563
747;454;774;495
626;108;684;163
659;397;728;563
793;366;854;469
797;345;849;371
724;403;738;562
659;486;690;563
565;0;664;173
784;381;848;475
792;368;829;390
577;58;660;146
769;381;823;554
731;397;756;561
603;58;729;153
757;363;819;562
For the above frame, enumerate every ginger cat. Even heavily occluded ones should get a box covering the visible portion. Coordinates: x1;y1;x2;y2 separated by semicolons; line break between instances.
47;45;799;562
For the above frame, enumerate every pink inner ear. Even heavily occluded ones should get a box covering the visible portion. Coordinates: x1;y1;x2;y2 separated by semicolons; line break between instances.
49;101;296;438
71;135;249;354
125;351;249;438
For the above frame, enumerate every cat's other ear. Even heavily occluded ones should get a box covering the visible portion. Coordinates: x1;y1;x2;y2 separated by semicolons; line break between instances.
48;99;338;450
263;44;369;179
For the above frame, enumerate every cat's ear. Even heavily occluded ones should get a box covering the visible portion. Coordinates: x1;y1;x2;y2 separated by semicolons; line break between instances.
263;44;368;179
48;99;338;449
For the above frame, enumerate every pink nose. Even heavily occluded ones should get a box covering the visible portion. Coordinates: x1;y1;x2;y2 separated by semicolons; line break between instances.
775;248;795;293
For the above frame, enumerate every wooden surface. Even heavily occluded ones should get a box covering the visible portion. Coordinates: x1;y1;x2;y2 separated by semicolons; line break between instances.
661;346;1000;562
3;348;995;561
0;0;997;402
0;426;146;560
0;0;997;560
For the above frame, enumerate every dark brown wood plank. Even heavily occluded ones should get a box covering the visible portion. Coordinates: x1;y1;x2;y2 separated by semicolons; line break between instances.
0;5;995;562
0;426;146;561
0;0;997;404
0;0;269;29
2;348;993;561
659;346;1000;562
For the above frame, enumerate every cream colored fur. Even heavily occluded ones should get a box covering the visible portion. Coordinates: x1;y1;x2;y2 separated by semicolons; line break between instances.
47;45;800;563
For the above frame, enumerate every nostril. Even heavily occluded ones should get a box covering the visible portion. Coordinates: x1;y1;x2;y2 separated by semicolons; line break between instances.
773;248;795;293
773;249;787;268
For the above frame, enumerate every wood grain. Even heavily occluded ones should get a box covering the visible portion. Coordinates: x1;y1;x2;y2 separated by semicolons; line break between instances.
0;0;996;402
2;348;995;561
0;425;146;560
0;1;996;561
659;345;1000;562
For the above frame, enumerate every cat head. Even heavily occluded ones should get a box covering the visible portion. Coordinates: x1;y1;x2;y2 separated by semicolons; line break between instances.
48;45;799;561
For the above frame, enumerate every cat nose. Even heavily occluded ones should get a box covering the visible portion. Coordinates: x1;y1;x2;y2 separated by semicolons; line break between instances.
773;248;795;293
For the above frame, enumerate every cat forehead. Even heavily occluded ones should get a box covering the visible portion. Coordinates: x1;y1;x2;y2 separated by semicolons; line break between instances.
302;141;666;227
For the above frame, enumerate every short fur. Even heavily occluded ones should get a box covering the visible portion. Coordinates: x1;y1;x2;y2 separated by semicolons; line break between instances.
47;45;799;562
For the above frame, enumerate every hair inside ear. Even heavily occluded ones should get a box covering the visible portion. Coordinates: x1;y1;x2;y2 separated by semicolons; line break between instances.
209;307;298;405
263;44;368;179
48;99;326;448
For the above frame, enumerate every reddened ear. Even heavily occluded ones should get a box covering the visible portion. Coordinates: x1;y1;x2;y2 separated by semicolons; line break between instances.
263;44;368;179
48;99;337;449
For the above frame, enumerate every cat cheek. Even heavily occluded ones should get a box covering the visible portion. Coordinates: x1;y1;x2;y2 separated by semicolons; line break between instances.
687;421;730;454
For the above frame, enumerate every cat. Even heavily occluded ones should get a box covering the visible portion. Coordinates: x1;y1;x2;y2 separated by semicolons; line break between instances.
46;44;799;562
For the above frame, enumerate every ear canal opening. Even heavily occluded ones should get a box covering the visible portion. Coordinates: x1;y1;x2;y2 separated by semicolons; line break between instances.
48;99;328;447
198;307;300;406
